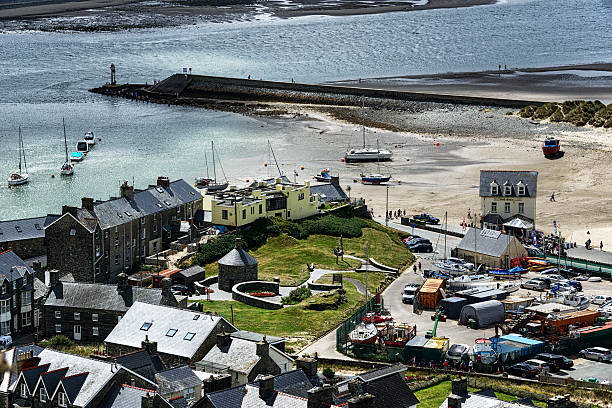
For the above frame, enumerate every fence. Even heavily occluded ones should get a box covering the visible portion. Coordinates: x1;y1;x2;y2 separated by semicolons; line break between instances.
544;254;612;277
336;296;377;353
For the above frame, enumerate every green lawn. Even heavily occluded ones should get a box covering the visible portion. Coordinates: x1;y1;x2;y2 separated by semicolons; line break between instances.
201;226;412;287
191;281;365;353
316;271;389;295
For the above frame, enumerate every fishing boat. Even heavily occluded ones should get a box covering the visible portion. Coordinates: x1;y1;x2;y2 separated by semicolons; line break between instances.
75;140;89;156
382;323;416;348
60;119;74;176
70;152;84;162
362;311;393;324
348;322;378;345
84;131;96;146
473;338;497;365
345;102;393;163
197;141;228;191
542;137;560;157
314;168;332;182
361;140;391;184
8;127;29;186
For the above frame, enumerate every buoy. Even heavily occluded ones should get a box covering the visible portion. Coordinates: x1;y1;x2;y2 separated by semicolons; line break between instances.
397;180;401;184
340;158;345;162
264;162;268;167
436;142;440;147
98;138;102;141
300;166;304;170
394;144;398;148
246;179;249;182
51;174;55;178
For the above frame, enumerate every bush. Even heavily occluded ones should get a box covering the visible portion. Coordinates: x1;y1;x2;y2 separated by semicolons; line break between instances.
517;106;536;118
192;233;237;266
301;215;367;238
282;286;312;305
40;335;75;349
532;102;558;120
322;367;335;379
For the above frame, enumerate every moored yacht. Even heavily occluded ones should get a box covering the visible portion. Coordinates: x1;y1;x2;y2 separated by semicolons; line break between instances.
84;131;96;146
8;126;29;186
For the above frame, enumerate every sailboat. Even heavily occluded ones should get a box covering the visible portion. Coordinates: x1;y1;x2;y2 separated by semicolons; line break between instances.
361;140;391;184
60;119;74;176
8;127;29;186
196;141;228;191
348;243;379;345
344;101;392;163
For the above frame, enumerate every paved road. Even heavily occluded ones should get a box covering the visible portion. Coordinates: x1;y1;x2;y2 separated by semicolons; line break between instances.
549;358;612;383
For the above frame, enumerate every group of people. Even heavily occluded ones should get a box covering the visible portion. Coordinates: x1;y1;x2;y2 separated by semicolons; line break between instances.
387;209;406;220
410;358;474;372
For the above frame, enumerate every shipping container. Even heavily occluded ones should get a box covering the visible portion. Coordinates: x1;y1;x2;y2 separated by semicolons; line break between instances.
418;279;445;309
466;289;508;304
422;336;450;362
440;297;468;319
402;335;429;362
497;334;545;355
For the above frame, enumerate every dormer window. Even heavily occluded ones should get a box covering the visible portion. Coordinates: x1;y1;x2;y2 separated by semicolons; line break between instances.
490;181;499;196
503;181;512;196
517;181;526;196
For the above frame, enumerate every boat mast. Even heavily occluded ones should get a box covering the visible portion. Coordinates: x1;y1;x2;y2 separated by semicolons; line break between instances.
365;242;369;312
362;99;366;149
18;126;22;174
22;128;27;173
444;211;448;261
268;140;282;177
214;142;228;183
211;141;217;183
63;118;69;162
204;151;210;179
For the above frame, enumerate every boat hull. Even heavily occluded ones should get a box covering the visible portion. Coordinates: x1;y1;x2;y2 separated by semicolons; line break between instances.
345;152;393;163
8;174;29;186
348;323;378;345
542;139;560;156
361;176;391;184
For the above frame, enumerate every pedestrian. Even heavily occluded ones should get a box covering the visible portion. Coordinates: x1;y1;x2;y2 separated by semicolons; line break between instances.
550;192;555;202
444;360;449;369
418;261;422;271
504;64;507;70
467;208;471;219
248;74;251;80
601;241;604;251
403;209;406;216
413;264;417;274
468;360;473;372
498;64;501;71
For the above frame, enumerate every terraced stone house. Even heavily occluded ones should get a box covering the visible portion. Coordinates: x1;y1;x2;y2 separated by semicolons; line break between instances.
0;250;36;337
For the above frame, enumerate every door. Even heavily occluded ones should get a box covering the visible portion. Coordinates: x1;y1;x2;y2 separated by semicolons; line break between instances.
74;325;81;341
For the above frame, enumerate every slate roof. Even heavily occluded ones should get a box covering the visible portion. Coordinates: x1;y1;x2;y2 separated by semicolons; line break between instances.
44;282;164;312
77;180;201;230
98;383;172;408
206;383;342;408
310;184;348;203
218;248;258;267
114;350;165;381
0;344;45;393
479;171;538;198
176;265;205;279
169;396;189;408
439;392;534;408
230;331;283;347
21;363;51;394
34;277;49;301
456;228;516;258
39;367;69;397
361;373;419;408
356;363;407;383
104;302;234;359
199;338;260;374
0;250;34;283
255;370;320;399
61;372;89;403
155;366;202;395
0;214;59;243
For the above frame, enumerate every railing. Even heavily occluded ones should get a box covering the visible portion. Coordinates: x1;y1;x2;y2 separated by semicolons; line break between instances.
544;254;612;277
336;296;377;353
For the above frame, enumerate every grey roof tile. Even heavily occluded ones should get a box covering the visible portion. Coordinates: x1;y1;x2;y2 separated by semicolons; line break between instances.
155;366;201;394
199;338;260;374
357;363;407;382
114;350;165;381
230;331;283;346
60;372;88;403
479;171;538;198
45;282;164;312
0;215;58;243
361;373;419;408
310;184;347;203
98;383;171;408
176;265;205;279
456;228;516;258
40;367;69;397
218;248;258;267
21;363;50;393
0;250;34;283
254;370;318;399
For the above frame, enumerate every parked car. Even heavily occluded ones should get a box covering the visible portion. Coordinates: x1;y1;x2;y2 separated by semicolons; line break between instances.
560;356;574;369
549;281;577;294
413;214;440;224
579;347;612;362
506;362;539;379
408;242;433;253
445;257;474;271
539;273;568;282
445;344;470;367
171;284;190;296
404;237;429;246
535;353;568;372
402;236;420;244
591;295;612;306
521;278;549;291
524;359;551;373
402;284;419;304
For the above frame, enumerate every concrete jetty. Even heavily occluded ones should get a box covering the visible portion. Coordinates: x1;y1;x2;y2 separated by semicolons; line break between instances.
90;73;543;109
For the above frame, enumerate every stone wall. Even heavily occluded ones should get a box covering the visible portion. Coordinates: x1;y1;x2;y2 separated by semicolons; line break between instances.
46;214;94;282
232;281;282;310
0;237;46;260
43;305;123;344
218;263;257;292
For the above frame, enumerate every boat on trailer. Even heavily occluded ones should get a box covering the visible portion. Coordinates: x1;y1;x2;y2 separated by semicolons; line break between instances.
348;323;378;345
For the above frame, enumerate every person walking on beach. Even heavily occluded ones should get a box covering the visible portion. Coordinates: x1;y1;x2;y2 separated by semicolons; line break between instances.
413;264;417;274
550;192;555;202
418;261;422;271
601;241;604;251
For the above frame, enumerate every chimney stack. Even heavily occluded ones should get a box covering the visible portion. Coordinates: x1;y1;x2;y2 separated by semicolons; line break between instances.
235;237;242;250
141;392;154;408
330;176;340;187
258;375;275;400
45;269;59;287
448;395;462;408
451;378;468;397
141;335;158;355
296;356;318;377
16;350;40;374
348;393;375;408
256;337;269;360
62;205;78;218
117;272;128;293
81;197;95;211
157;177;170;188
307;384;334;408
120;181;134;201
216;332;231;348
547;396;569;408
161;277;178;307
347;378;361;397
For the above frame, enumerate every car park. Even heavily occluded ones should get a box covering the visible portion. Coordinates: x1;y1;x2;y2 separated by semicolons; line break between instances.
579;347;612;362
506;362;539;379
402;284;419;304
535;353;568;371
413;214;440;224
521;278;549;291
524;359;551;373
591;295;612;306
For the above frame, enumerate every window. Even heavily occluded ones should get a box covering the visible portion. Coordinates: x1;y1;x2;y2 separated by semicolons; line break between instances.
518;202;525;214
259;204;262;214
125;239;130;248
21;291;31;307
242;209;246;219
193;315;200;320
141;218;145;225
55;324;61;333
70;229;76;236
0;285;5;295
222;210;228;220
287;211;291;218
20;382;27;398
491;202;497;213
96;245;101;257
92;313;98;322
117;315;122;323
93;327;99;336
0;321;9;336
141;229;146;239
115;226;119;233
184;332;196;341
0;300;9;315
132;238;136;247
58;391;67;407
114;239;119;247
504;185;512;196
40;387;47;402
166;329;178;337
12;282;16;291
55;311;61;319
114;255;119;265
298;192;305;200
15;226;22;233
490;183;498;195
153;223;158;233
140;322;152;331
21;312;31;327
74;312;80;320
141;245;146;257
95;230;100;239
104;230;109;239
183;387;195;401
504;202;511;213
34;223;42;231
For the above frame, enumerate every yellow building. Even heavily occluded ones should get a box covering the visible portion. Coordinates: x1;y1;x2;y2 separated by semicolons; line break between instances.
202;177;319;227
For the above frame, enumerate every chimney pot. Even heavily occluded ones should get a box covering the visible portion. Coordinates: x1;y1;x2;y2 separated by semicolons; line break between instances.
216;332;230;348
448;395;462;408
120;181;135;201
62;205;78;218
296;357;318;377
81;197;95;211
157;177;170;188
451;378;468;397
258;375;275;400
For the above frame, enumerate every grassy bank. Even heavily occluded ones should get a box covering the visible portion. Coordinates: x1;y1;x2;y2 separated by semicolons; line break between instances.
517;100;612;127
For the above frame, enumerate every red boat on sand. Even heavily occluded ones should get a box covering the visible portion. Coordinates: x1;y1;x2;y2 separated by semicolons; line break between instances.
348;323;378;345
542;137;560;157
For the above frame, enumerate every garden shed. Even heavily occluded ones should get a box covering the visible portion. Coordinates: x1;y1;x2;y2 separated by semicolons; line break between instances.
218;238;258;292
459;300;505;328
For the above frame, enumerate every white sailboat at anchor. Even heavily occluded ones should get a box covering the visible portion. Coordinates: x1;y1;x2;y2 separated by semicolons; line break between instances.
60;118;74;176
8;126;29;186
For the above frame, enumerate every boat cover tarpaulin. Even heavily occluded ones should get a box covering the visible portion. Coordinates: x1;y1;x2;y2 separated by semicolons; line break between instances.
459;300;505;328
503;218;533;230
440;297;467;319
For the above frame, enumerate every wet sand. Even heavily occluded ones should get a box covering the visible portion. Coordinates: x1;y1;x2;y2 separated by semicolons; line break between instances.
329;63;612;103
